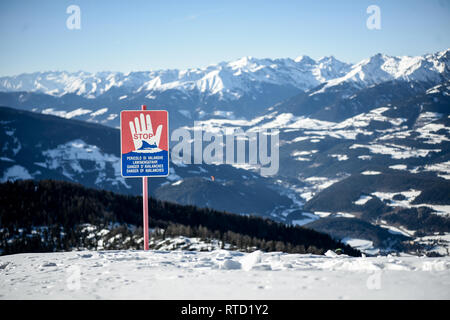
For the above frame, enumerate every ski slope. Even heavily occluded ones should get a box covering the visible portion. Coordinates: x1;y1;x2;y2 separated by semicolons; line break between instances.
1;250;449;299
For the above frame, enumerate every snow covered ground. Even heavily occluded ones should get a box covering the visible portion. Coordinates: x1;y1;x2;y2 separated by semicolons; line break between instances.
1;250;449;299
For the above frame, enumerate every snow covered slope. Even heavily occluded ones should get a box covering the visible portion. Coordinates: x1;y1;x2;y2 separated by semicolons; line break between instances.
0;250;449;299
0;107;297;220
179;80;450;255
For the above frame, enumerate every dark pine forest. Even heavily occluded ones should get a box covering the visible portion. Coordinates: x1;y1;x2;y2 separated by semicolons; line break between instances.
0;180;360;256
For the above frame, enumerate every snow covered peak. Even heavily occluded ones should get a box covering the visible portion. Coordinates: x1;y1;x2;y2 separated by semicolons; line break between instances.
317;56;339;63
0;49;448;100
313;49;450;93
294;55;316;65
433;48;450;60
227;56;256;69
315;56;353;82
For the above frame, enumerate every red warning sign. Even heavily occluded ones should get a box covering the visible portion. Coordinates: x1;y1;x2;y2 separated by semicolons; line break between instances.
120;110;169;177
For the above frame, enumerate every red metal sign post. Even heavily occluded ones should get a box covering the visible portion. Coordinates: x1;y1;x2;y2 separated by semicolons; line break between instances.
141;105;149;250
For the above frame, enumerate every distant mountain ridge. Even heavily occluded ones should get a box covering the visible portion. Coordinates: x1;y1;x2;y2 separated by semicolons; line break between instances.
0;49;447;129
1;49;448;100
0;55;352;99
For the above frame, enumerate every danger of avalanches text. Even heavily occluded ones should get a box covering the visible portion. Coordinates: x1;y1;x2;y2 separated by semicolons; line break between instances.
126;155;164;173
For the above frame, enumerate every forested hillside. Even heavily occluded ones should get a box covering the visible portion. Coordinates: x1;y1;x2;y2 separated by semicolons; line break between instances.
0;180;360;256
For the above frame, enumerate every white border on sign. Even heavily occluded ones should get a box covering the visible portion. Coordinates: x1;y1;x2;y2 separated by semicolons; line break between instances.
120;110;170;178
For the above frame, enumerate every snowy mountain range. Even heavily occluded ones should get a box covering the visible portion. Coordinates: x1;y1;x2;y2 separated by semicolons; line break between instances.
0;49;448;129
1;49;448;99
0;55;351;99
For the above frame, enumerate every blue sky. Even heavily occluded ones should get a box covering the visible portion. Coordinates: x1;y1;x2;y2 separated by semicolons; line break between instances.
0;0;449;76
